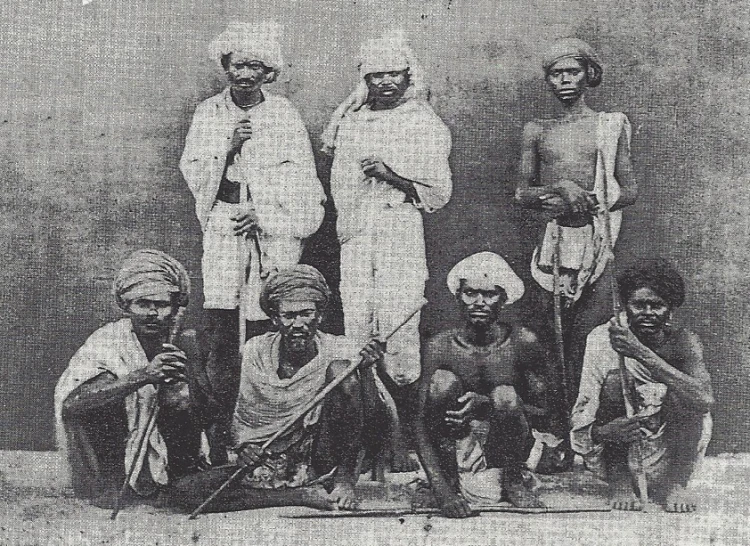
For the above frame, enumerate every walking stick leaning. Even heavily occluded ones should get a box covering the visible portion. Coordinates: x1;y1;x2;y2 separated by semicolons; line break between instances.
598;177;650;508
550;219;569;411
111;307;186;520
187;298;428;520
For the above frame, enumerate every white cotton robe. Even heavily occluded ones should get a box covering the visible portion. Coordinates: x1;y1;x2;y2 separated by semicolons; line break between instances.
180;89;325;319
330;99;452;386
54;319;169;494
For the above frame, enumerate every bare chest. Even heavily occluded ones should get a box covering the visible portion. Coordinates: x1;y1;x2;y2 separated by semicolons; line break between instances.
537;118;599;182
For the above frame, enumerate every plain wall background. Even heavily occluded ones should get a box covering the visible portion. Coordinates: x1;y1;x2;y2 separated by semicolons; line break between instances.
1;0;748;452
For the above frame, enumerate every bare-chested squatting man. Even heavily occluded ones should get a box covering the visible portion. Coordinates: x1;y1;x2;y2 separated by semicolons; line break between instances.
415;252;547;518
169;265;383;512
180;22;325;463
54;250;203;508
515;38;638;447
571;260;714;512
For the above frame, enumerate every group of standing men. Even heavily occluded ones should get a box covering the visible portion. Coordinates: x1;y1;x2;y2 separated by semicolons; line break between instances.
55;24;714;518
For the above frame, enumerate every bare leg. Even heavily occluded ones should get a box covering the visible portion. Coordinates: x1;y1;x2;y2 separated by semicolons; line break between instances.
486;386;544;508
168;467;336;513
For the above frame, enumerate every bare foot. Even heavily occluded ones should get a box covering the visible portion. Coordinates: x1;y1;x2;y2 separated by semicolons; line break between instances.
663;486;697;513
328;483;359;510
504;467;545;509
300;485;338;511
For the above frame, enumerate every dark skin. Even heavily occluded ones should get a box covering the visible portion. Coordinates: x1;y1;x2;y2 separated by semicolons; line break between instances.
415;277;541;518
236;299;384;510
516;57;637;222
359;69;426;204
594;286;714;512
62;293;187;418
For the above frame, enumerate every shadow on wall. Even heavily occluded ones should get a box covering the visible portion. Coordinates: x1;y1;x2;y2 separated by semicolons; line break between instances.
0;0;747;452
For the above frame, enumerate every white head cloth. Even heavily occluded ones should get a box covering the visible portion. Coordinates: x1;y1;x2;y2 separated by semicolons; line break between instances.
321;29;427;154
447;252;525;305
208;21;284;73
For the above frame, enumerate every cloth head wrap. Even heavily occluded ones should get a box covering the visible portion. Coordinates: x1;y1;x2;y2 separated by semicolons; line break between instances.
320;30;428;154
447;252;525;305
259;265;331;316
113;249;190;310
208;21;284;74
542;37;603;88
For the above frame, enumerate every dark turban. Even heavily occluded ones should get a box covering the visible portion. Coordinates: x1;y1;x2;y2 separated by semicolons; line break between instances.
542;37;603;88
617;259;686;309
113;249;190;310
259;264;331;317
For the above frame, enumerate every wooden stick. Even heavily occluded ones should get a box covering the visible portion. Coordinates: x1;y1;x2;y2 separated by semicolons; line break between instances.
111;307;186;520
550;219;569;411
282;504;612;518
598;173;650;507
187;298;427;519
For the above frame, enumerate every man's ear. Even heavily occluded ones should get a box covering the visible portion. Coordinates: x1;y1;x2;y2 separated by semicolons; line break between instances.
264;70;279;84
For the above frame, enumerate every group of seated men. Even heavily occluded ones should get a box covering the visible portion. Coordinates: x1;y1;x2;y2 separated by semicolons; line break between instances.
55;249;713;517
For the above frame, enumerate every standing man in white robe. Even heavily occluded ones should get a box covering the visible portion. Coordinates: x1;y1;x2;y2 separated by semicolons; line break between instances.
321;32;452;466
180;22;325;463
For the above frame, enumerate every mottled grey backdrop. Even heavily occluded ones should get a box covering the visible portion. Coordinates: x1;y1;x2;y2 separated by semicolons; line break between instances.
1;0;747;452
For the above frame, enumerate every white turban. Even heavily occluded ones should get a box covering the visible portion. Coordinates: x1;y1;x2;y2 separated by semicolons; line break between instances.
447;252;525;305
321;30;427;154
208;21;284;73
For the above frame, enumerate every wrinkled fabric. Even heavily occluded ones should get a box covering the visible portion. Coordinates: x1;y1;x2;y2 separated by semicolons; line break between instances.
231;331;358;446
113;249;190;310
332;99;451;386
54;319;169;495
180;89;324;318
258;264;331;317
207;21;284;72
446;251;525;305
570;321;712;480
531;112;630;302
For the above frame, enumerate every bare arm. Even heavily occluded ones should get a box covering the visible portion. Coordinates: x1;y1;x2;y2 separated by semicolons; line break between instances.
62;346;187;418
611;124;638;211
515;121;551;208
609;323;714;413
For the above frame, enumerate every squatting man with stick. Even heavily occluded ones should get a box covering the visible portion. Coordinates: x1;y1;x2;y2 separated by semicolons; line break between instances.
168;265;388;513
179;22;324;464
54;250;203;509
415;252;547;518
570;259;714;512
515;38;638;466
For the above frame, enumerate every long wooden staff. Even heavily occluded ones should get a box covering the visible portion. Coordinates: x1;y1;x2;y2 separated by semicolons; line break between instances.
598;171;650;507
188;298;427;520
283;504;612;518
550;219;569;411
111;307;186;520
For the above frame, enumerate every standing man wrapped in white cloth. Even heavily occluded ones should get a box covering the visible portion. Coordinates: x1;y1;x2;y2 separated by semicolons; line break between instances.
322;31;452;467
180;22;325;463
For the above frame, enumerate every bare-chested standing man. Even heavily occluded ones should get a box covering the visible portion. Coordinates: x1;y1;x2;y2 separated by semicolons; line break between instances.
516;39;638;451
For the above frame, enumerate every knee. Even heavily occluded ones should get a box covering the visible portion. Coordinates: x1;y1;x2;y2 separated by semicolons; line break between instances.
491;385;522;414
327;359;360;400
428;370;464;408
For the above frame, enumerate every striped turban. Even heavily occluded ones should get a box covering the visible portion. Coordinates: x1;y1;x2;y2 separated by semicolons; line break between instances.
259;265;331;317
113;249;190;310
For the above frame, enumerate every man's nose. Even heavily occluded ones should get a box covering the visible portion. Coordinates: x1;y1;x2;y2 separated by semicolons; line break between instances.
146;305;159;316
292;316;307;328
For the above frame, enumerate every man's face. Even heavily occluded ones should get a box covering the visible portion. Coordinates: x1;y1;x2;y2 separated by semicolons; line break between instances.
275;300;322;354
364;69;410;106
225;53;272;94
457;278;506;329
546;57;587;104
625;287;671;338
126;292;178;338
